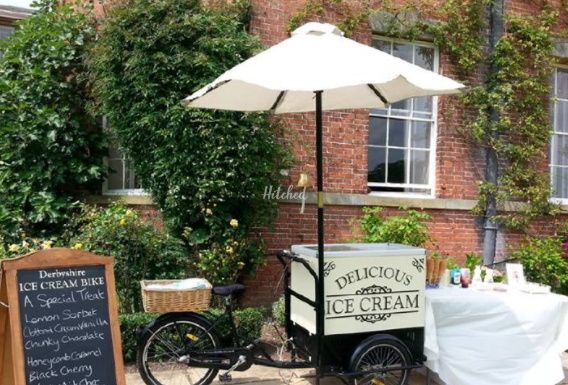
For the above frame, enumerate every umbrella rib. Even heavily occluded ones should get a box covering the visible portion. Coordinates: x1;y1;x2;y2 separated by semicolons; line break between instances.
367;84;389;105
270;90;287;112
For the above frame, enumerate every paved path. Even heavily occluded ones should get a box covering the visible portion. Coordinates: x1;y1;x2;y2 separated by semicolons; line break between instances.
126;364;443;385
126;353;568;385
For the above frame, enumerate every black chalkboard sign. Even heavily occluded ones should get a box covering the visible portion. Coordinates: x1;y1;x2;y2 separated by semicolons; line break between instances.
17;265;117;385
0;249;125;385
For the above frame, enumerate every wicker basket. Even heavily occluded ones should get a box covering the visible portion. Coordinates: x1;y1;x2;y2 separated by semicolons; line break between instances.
140;280;211;313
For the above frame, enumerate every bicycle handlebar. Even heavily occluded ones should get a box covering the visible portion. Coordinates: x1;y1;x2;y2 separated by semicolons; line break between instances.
276;250;318;282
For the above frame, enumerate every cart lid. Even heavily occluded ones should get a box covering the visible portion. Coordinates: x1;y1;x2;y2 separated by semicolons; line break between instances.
291;243;425;258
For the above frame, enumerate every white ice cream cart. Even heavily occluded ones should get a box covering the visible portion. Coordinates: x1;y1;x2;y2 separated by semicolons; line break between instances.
275;243;427;384
290;243;426;335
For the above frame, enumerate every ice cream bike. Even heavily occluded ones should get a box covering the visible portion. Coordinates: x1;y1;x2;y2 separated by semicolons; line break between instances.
138;243;426;385
137;21;462;385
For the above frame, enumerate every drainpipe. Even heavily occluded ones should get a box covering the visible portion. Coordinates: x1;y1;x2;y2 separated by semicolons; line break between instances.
482;0;505;266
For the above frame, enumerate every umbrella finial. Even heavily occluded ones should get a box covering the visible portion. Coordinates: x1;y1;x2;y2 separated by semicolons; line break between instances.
291;22;344;37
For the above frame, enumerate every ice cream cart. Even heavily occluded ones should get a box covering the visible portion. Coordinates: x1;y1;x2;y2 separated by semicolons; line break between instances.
138;243;426;385
277;244;426;381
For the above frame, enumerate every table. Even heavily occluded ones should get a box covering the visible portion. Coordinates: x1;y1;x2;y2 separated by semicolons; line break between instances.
425;287;568;385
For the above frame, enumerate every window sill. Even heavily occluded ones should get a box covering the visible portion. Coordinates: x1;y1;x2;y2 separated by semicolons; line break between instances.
368;191;435;200
278;192;477;211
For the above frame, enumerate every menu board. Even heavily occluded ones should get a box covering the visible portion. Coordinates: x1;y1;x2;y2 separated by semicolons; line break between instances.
17;265;117;385
0;249;125;385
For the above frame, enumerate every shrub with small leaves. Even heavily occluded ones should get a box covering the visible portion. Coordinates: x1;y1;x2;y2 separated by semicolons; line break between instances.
119;312;157;363
89;0;289;285
0;0;106;244
358;207;431;247
206;307;264;345
71;203;189;313
512;236;568;295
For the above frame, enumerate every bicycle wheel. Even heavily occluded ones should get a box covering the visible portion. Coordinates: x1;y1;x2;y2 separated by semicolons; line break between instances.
138;313;220;385
349;334;411;385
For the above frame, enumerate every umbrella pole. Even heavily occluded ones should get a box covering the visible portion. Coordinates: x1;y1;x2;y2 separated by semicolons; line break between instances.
315;91;325;383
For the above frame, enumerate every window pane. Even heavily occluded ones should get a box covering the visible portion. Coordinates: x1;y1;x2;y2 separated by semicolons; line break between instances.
391;99;411;117
370;107;388;116
388;119;408;147
552;166;568;199
107;159;124;190
108;144;122;159
368;147;386;183
415;46;434;70
125;159;142;189
556;101;568;133
387;149;406;183
553;134;568;166
410;150;429;184
411;121;431;149
369;117;387;146
393;43;413;63
413;96;433;117
372;39;391;54
0;26;14;41
557;69;568;99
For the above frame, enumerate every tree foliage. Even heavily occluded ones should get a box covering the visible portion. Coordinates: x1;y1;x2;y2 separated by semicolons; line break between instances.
358;207;431;247
90;0;289;280
0;0;105;244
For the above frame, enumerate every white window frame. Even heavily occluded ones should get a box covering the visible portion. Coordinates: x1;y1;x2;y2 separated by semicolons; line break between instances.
367;36;439;199
101;117;147;196
550;65;568;204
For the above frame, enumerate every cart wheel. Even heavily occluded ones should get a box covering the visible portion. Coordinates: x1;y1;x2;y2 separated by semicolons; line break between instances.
349;334;412;385
137;313;220;385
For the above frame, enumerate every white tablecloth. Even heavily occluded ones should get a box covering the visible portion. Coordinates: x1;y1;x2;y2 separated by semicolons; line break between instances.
425;287;568;385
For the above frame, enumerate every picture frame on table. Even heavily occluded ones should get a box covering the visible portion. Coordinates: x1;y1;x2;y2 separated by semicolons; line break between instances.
506;263;526;287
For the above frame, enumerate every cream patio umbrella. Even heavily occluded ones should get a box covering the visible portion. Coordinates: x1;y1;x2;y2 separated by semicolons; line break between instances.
183;21;464;380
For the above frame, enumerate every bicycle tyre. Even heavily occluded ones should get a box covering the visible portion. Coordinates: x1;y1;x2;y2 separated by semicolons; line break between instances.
137;313;220;385
349;334;412;385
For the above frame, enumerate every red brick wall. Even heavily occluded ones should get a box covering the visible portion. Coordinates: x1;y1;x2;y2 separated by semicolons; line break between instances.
239;0;568;306
97;0;568;307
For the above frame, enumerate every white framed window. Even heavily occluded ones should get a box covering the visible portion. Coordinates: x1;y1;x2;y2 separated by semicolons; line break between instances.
551;67;568;203
102;118;146;196
367;37;438;197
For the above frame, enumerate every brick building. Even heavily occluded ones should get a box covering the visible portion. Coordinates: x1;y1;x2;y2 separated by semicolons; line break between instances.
88;1;568;305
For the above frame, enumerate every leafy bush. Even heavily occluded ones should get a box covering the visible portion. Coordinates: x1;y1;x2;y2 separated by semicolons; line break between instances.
512;236;568;295
71;203;189;313
0;236;61;260
272;296;285;326
207;307;264;345
89;0;289;283
0;0;106;244
119;312;157;363
185;218;265;285
358;207;431;247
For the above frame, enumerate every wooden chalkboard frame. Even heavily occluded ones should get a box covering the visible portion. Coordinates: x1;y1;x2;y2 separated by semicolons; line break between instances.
0;248;126;385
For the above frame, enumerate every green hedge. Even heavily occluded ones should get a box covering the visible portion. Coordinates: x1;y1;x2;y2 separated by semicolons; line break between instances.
119;312;157;363
119;308;264;363
205;307;264;346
